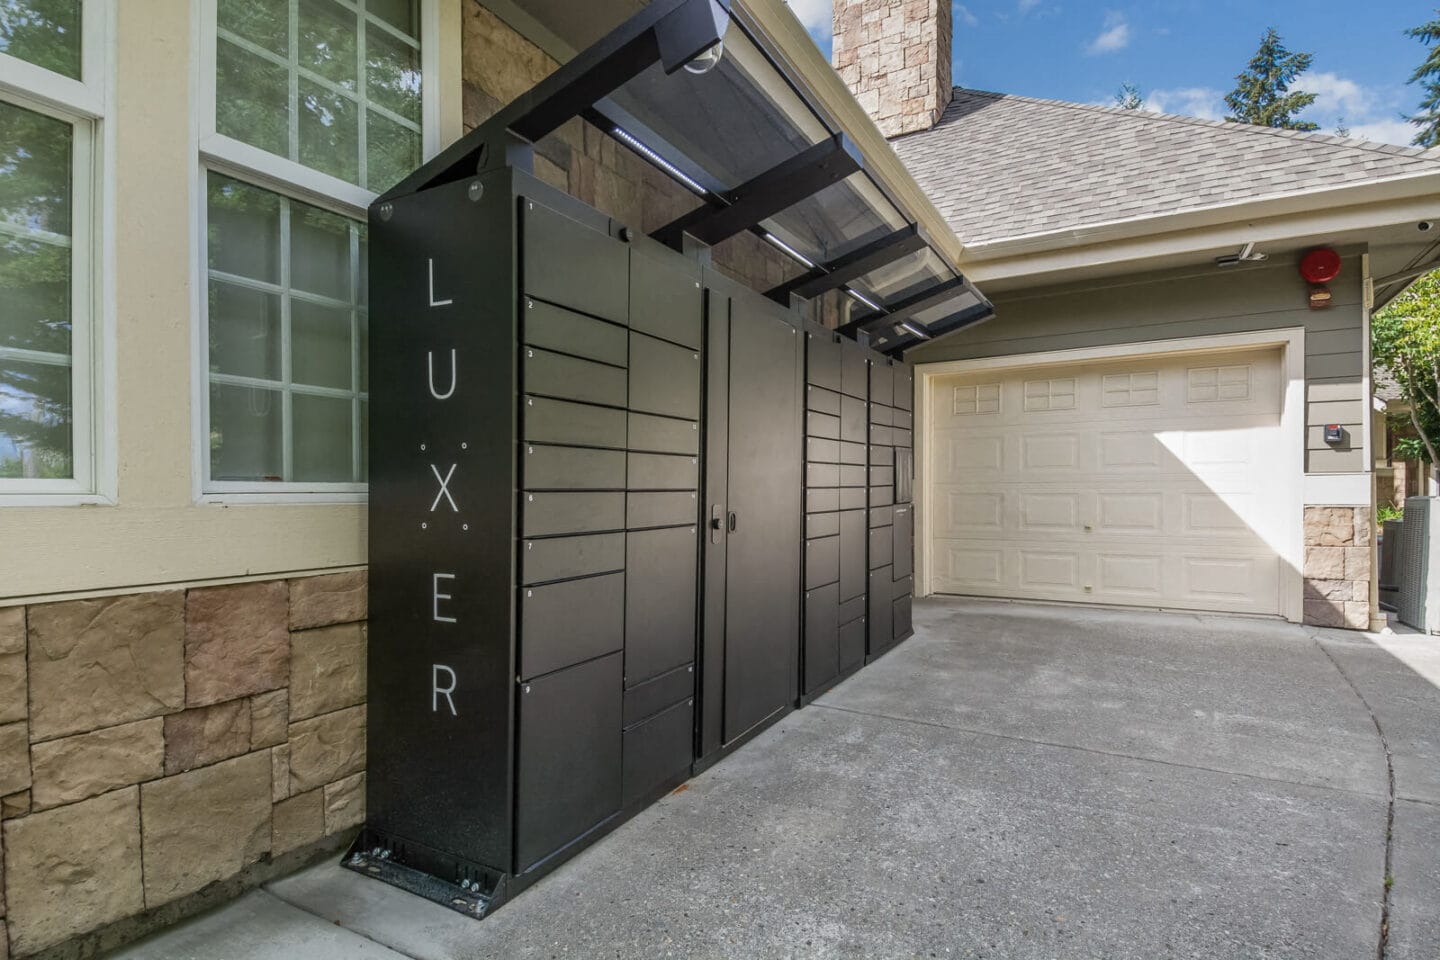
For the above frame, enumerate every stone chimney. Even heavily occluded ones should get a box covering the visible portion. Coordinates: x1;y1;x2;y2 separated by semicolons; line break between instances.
832;0;953;138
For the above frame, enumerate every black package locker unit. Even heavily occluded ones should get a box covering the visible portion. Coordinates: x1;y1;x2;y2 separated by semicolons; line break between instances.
866;351;915;661
799;325;916;697
362;163;920;915
365;168;702;909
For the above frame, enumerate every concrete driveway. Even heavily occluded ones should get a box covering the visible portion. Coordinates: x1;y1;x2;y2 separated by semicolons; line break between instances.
114;598;1440;960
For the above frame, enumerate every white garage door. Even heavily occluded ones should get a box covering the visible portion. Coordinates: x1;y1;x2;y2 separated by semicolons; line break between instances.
927;347;1291;616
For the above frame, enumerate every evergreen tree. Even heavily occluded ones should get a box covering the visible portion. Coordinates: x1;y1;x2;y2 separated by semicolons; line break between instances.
1113;82;1144;110
1224;28;1319;130
1404;9;1440;148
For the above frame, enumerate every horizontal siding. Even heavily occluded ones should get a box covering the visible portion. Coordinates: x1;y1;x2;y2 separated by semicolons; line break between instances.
911;255;1366;474
1307;381;1364;403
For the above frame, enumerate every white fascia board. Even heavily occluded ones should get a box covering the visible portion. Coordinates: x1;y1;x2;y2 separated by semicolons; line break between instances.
962;171;1440;286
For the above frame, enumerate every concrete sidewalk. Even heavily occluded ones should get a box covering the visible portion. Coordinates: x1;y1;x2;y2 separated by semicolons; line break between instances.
111;599;1440;959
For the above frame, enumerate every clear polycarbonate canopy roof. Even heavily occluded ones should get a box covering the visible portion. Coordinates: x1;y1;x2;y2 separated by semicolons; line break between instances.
405;0;992;352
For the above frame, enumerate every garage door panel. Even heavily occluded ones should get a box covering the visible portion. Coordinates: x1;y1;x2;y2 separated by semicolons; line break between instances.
1099;431;1164;469
936;430;1004;476
1019;493;1081;532
1181;555;1280;611
1097;493;1163;534
1019;550;1079;589
1020;434;1080;472
1182;491;1257;536
939;545;1004;589
928;347;1289;617
936;488;1004;536
1097;553;1163;598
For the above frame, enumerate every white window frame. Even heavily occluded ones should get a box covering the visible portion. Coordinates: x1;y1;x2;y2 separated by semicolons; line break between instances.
0;2;115;505
192;0;441;501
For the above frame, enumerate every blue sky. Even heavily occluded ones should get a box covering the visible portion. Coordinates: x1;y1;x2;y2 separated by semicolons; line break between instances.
786;0;1436;145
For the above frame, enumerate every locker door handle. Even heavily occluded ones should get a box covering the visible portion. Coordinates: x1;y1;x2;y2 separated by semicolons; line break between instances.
710;504;724;544
727;512;738;532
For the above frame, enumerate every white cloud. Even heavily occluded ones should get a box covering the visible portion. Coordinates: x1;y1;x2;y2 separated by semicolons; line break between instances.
1145;87;1225;121
1349;118;1420;146
1292;73;1416;144
1085;11;1130;55
785;0;832;34
955;3;979;28
1298;72;1375;120
1018;0;1041;11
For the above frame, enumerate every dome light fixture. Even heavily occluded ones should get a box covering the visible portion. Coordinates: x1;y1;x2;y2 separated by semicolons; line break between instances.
684;38;724;74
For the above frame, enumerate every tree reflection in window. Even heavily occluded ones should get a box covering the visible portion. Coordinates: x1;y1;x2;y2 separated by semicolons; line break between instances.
0;99;73;480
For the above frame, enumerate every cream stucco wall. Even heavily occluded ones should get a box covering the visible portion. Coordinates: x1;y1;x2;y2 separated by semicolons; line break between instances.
1;0;464;603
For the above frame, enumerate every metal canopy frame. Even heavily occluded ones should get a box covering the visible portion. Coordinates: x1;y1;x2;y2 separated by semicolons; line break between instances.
653;134;863;249
381;0;993;356
764;225;926;304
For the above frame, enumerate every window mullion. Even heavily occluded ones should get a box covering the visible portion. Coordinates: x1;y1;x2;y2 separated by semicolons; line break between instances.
280;199;295;482
357;0;369;189
350;224;363;482
288;0;301;166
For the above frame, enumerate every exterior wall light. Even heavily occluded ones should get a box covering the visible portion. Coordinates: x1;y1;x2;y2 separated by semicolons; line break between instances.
685;38;725;74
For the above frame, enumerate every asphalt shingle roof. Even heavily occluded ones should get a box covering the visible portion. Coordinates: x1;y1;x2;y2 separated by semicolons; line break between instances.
892;88;1440;246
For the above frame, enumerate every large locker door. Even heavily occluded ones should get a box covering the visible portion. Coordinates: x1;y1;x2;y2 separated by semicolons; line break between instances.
721;297;802;743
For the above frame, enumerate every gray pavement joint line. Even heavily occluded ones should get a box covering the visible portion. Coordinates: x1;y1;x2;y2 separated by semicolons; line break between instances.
811;700;1390;801
1311;634;1396;960
258;885;429;960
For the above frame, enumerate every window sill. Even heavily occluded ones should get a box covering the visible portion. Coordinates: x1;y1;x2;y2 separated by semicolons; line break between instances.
0;493;115;508
198;491;369;506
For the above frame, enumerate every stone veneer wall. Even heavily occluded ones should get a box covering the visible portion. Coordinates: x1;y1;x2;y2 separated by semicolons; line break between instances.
1302;506;1375;630
0;572;367;958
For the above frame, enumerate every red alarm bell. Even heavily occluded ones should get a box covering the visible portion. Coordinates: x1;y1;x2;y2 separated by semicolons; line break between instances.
1300;248;1340;309
1300;248;1341;284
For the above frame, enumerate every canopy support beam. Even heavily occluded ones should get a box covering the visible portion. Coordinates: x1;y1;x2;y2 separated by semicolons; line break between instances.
652;134;864;250
763;225;926;304
377;0;730;202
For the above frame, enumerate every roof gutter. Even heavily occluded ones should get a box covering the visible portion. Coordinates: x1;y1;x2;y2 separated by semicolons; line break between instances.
961;168;1440;285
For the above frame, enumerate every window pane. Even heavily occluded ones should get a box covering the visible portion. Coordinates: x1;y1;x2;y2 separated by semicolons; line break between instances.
357;229;369;308
0;0;81;79
0;100;71;235
210;382;282;481
291;204;350;299
366;0;418;36
298;0;357;92
211;2;422;190
0;237;69;353
291;300;351;390
298;80;359;184
357;311;368;391
0;357;71;479
366;108;420;194
366;24;420;120
207;173;282;284
205;176;366;487
215;38;290;159
0;98;74;482
358;398;368;482
217;0;287;57
293;392;352;481
209;281;280;380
